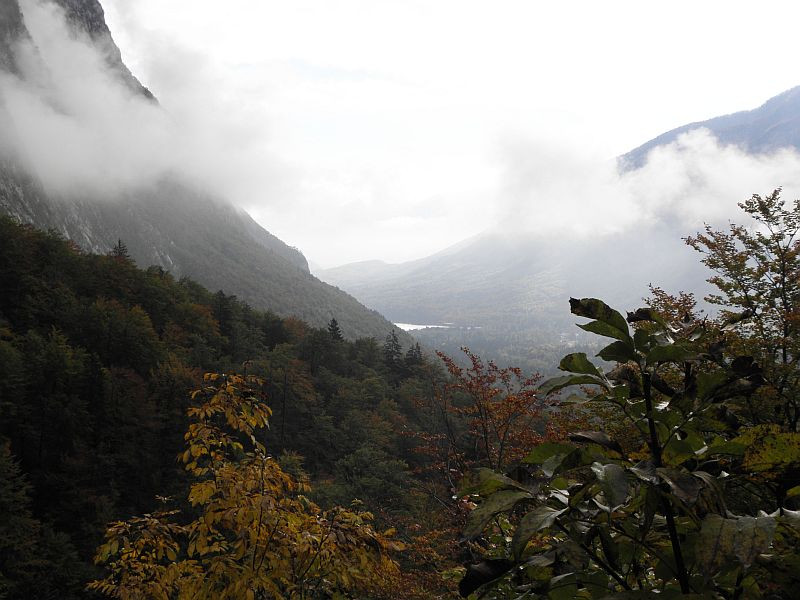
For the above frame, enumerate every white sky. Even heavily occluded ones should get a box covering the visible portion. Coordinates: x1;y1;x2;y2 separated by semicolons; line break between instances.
99;0;800;268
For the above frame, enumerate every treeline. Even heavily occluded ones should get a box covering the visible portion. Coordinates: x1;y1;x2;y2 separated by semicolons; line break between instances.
0;217;473;598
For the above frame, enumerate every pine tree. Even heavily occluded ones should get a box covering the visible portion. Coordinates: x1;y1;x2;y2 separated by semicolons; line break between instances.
327;317;343;341
383;331;402;368
109;238;130;261
405;342;423;367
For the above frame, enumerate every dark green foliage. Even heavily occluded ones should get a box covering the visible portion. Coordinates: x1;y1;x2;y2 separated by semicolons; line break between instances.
0;441;85;599
0;216;441;596
457;295;800;598
108;238;130;261
328;317;344;341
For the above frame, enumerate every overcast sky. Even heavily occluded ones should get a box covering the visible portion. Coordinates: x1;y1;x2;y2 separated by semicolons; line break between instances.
75;2;800;266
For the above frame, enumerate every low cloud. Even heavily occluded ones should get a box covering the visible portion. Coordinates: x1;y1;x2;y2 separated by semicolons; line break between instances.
495;128;800;239
0;0;288;202
3;1;800;269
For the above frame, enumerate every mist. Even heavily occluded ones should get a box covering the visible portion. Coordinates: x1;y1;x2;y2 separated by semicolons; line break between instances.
494;128;800;242
3;0;800;269
0;0;287;203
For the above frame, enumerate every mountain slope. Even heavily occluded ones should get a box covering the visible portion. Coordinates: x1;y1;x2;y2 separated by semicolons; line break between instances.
0;0;402;341
319;86;800;365
320;224;706;332
621;85;800;169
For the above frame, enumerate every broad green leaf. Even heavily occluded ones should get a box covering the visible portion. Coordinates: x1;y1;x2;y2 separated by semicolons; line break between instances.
539;373;607;396
462;490;532;540
630;460;658;484
568;431;624;455
626;307;669;328
511;505;567;560
591;462;629;507
523;442;575;466
460;468;529;496
633;328;653;353
662;437;695;467
646;343;700;366
697;514;776;572
578;320;633;345
559;352;602;376
570;298;630;337
458;559;515;597
696;370;732;401
656;468;703;504
786;485;800;499
735;425;800;475
547;572;578;600
598;527;620;572
555;447;598;475
559;393;590;405
597;340;638;363
734;516;777;568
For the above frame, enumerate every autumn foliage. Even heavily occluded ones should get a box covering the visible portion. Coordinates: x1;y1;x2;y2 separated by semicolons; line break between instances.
89;373;401;599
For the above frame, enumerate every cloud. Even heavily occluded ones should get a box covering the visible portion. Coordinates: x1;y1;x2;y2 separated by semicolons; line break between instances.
3;0;800;270
494;128;800;238
0;0;289;203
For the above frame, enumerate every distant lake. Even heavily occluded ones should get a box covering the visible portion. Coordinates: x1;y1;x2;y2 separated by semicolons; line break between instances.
395;323;451;331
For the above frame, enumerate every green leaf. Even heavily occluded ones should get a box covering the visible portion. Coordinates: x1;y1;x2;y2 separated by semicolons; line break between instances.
696;370;732;401
662;437;695;467
523;442;575;466
630;460;658;484
697;514;776;572
460;468;530;496
578;320;632;345
547;573;578;600
591;462;629;507
626;307;669;328
646;343;699;366
656;468;703;505
568;431;624;455
786;485;800;499
512;505;567;560
735;425;800;473
559;352;602;376
462;490;532;540
539;374;607;396
595;529;622;577
559;393;590;405
633;328;653;353
570;298;631;337
458;559;514;597
705;439;746;456
597;340;638;363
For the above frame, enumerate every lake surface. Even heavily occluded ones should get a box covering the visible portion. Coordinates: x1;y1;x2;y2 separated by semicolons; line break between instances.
395;323;451;331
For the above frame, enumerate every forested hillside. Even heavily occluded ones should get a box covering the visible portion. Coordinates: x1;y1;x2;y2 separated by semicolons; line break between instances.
4;192;800;599
0;216;556;598
0;0;405;341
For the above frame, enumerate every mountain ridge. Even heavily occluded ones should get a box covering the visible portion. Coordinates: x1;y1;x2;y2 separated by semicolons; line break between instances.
621;85;800;169
318;85;800;367
0;0;405;342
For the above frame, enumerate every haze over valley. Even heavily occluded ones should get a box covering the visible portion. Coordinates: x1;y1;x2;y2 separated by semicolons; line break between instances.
3;2;800;598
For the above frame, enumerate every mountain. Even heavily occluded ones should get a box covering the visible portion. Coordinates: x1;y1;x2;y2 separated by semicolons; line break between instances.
0;0;403;342
320;223;707;351
319;86;800;369
621;85;800;169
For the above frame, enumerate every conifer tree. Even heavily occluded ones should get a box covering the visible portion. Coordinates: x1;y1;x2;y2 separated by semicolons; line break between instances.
327;317;343;341
109;238;130;261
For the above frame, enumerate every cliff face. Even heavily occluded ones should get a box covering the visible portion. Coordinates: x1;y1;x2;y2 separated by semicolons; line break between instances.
0;0;405;341
0;0;27;73
50;0;154;98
